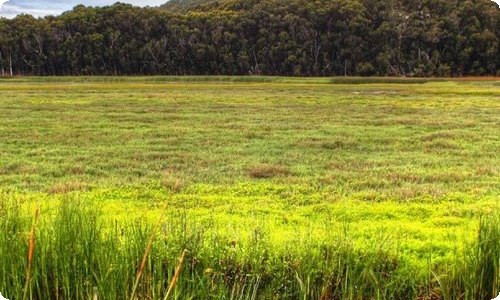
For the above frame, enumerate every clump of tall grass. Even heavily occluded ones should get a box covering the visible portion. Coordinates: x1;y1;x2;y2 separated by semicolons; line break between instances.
436;214;499;300
0;197;31;300
0;196;496;299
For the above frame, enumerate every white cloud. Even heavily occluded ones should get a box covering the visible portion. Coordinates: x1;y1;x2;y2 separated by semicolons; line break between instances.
1;2;61;18
0;0;166;18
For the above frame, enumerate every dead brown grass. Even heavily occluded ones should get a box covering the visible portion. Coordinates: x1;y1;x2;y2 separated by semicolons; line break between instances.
248;164;291;179
161;170;186;193
48;181;88;194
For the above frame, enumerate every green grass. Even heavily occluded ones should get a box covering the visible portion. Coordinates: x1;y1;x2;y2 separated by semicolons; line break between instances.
0;77;498;299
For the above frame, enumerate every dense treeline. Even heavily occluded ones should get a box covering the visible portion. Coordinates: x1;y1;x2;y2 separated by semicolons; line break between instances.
161;0;221;12
0;0;499;76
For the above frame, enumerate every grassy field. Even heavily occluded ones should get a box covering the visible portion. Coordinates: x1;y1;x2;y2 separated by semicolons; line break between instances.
0;77;498;299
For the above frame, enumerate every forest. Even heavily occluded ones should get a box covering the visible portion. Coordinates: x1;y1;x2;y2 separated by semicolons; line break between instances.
0;0;499;76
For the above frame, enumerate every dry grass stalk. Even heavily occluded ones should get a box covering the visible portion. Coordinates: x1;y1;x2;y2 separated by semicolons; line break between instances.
164;249;188;300
93;287;99;300
129;203;168;300
23;207;39;300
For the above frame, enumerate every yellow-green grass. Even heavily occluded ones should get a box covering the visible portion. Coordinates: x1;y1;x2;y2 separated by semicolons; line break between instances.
0;77;498;299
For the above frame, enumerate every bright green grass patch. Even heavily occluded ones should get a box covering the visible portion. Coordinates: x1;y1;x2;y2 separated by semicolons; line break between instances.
0;77;498;298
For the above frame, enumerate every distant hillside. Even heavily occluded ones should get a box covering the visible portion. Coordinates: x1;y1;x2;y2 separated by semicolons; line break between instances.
1;0;498;76
161;0;223;12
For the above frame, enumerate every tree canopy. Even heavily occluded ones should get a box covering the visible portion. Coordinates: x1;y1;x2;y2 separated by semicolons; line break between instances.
0;0;498;76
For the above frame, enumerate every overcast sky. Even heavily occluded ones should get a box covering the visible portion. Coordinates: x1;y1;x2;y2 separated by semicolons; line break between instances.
0;0;165;18
1;0;499;18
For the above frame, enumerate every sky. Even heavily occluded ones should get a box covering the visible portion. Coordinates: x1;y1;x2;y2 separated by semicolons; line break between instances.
0;0;499;18
0;0;166;18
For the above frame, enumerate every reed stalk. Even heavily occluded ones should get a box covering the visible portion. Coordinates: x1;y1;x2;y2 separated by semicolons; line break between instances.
164;249;188;300
23;207;39;300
